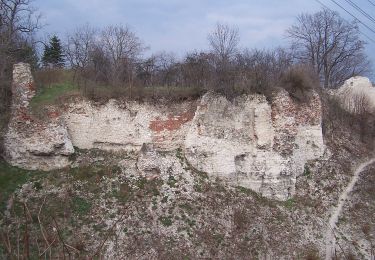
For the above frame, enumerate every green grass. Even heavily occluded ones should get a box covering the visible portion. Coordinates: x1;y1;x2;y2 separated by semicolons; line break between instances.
30;82;78;112
0;160;42;212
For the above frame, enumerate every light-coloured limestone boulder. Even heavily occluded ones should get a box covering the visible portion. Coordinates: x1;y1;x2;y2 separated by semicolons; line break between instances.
334;76;375;114
3;63;74;171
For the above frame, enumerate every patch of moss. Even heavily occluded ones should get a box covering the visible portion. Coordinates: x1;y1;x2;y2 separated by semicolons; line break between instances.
303;165;311;178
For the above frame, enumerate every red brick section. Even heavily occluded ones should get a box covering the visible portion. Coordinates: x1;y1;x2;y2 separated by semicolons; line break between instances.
149;110;195;133
271;92;322;127
47;110;60;119
16;107;33;122
27;82;35;91
271;92;322;155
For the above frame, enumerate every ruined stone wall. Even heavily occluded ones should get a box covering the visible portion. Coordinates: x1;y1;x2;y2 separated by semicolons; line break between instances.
64;100;197;151
4;63;326;200
184;91;325;200
3;63;74;170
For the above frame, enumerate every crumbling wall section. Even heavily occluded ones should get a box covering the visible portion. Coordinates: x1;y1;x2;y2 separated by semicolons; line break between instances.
3;63;74;170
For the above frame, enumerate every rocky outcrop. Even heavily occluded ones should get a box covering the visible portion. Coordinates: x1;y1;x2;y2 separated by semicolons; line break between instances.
3;63;74;170
3;63;326;200
334;76;375;114
185;91;324;200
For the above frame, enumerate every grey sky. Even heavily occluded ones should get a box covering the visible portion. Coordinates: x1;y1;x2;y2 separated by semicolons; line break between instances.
34;0;375;75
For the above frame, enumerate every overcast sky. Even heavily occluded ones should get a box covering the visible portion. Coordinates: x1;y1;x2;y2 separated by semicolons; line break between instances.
33;0;375;75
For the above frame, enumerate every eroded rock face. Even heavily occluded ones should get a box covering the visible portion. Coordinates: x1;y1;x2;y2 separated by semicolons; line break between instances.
3;63;74;170
3;63;325;200
185;91;325;200
334;76;375;114
64;100;196;151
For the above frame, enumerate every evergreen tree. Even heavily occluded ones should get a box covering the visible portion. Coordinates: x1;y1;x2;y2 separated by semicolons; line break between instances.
42;35;65;68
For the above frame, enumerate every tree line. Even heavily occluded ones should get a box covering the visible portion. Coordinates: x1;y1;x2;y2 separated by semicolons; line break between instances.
0;0;372;106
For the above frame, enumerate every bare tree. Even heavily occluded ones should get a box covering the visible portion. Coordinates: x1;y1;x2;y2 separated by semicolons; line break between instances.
65;24;97;74
100;25;144;94
287;8;371;88
208;23;240;64
101;25;143;66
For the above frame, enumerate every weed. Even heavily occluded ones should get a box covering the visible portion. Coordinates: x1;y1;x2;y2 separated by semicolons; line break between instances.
72;196;92;216
135;177;148;189
159;216;173;227
176;148;184;164
179;203;193;213
33;181;42;191
185;218;196;227
213;233;225;245
284;198;295;209
161;196;168;203
303;165;311;177
0;160;42;211
167;175;177;188
193;184;203;192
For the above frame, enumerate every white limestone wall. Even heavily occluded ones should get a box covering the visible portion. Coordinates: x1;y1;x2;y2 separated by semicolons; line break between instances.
4;63;74;171
184;91;325;200
63;100;196;151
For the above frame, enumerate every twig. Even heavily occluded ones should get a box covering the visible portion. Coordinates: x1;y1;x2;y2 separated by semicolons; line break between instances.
52;216;71;259
38;196;56;257
38;197;50;251
39;237;56;257
22;203;30;259
91;208;129;258
65;243;80;253
0;231;12;255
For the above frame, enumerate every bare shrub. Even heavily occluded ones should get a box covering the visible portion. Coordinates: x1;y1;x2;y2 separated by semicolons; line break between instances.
280;65;319;102
34;69;66;87
343;92;372;115
303;246;320;260
322;93;375;150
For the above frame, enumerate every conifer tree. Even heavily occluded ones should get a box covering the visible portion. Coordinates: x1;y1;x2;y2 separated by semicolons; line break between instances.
42;35;65;68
